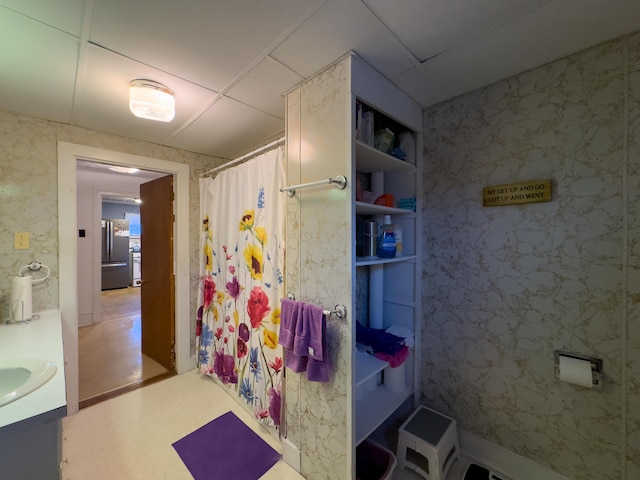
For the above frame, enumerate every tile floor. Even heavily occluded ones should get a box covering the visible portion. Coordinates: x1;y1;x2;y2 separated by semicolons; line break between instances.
62;368;472;479
70;288;472;479
62;369;304;480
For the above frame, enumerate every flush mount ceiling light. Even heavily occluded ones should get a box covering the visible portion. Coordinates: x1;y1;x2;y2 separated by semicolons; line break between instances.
109;166;139;174
129;79;175;122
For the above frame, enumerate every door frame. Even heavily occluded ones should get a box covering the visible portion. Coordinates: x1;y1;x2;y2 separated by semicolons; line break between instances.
58;142;191;415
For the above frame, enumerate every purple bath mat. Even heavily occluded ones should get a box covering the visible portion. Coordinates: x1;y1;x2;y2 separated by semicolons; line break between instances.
172;411;281;480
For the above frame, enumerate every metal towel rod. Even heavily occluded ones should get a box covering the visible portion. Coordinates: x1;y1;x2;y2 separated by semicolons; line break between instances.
280;175;347;197
285;293;347;320
325;304;347;320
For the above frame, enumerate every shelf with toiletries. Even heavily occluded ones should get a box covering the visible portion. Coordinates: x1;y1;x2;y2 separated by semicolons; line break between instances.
355;201;415;216
355;199;417;264
355;254;416;267
353;89;421;449
355;140;416;174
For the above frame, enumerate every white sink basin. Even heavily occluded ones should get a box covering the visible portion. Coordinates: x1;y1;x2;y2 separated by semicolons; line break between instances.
0;358;57;408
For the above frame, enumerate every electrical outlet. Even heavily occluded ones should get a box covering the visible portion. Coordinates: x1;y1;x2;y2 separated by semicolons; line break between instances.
14;232;29;250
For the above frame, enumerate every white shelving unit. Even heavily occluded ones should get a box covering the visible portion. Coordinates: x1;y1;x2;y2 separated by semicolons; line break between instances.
355;141;415;173
284;52;422;478
356;255;417;266
352;80;422;447
357;380;414;443
355;201;413;216
355;349;388;388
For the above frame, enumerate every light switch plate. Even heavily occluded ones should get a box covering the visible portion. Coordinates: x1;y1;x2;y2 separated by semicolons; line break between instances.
14;232;29;249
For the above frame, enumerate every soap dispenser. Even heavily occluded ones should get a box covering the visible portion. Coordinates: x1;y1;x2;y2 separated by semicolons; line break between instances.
377;215;396;258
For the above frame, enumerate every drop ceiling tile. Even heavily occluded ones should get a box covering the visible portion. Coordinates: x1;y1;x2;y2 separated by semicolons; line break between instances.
0;9;78;122
226;56;303;119
1;0;640;161
72;45;219;147
363;0;549;62
90;0;324;93
392;66;449;109
168;96;284;158
0;0;85;36
271;0;416;81
397;0;640;107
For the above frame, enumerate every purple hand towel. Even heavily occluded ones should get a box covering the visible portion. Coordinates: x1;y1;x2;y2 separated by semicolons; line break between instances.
278;299;329;382
279;299;308;374
279;298;301;350
302;303;328;382
294;303;324;361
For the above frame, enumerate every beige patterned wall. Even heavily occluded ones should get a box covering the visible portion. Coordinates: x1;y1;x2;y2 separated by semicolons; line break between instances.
421;34;639;479
0;110;223;352
285;57;353;480
626;32;640;480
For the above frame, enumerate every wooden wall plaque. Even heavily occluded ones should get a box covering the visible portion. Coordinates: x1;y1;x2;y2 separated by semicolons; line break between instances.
483;179;552;207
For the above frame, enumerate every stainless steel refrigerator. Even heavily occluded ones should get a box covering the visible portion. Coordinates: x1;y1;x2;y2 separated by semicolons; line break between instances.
101;219;130;290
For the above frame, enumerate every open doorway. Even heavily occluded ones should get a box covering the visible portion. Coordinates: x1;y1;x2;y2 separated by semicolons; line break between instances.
59;142;192;416
76;161;175;407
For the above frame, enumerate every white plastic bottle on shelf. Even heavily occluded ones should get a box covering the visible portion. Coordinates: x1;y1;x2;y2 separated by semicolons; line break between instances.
392;223;403;256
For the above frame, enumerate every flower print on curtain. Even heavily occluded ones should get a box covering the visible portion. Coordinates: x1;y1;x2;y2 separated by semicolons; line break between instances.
197;145;285;430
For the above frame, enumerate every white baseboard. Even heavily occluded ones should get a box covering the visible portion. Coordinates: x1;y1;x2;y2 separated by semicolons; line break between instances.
458;429;570;480
282;437;301;473
78;313;92;327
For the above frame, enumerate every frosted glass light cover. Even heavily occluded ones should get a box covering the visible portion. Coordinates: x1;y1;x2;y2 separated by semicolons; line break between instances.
129;80;175;122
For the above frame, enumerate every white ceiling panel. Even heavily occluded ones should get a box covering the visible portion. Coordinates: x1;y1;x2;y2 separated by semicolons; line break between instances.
226;56;304;119
1;0;639;159
363;0;550;62
0;0;85;36
395;0;640;107
90;0;323;93
271;0;416;80
167;96;284;158
0;8;79;122
72;45;219;146
392;66;449;109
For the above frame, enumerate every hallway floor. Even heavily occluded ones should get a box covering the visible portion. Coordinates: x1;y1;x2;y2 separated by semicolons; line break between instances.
79;286;171;406
62;369;304;479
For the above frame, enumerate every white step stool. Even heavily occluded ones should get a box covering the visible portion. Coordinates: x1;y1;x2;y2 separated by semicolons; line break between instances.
396;406;460;480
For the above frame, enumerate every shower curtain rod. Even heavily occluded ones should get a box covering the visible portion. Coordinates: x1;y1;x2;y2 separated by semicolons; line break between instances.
201;137;285;177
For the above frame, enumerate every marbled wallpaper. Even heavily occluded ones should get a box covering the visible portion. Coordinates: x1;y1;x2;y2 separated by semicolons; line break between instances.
0;110;224;353
285;57;353;480
625;31;640;480
421;34;639;479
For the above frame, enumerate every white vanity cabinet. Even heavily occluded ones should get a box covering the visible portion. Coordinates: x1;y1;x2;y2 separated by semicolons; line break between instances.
0;310;67;479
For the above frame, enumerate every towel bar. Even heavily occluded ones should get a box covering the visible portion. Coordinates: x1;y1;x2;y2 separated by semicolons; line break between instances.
280;175;347;197
285;293;347;320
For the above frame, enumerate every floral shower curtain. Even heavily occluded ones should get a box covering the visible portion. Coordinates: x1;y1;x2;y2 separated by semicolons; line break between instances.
197;146;285;429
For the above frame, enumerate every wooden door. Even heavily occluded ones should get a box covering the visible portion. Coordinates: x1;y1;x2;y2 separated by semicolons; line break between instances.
140;175;175;370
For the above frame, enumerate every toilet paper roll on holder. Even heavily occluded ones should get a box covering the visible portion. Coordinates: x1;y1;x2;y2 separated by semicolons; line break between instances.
554;350;605;389
8;261;50;324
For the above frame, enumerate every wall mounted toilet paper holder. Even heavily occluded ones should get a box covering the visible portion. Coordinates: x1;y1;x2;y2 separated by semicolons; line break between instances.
554;350;604;389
